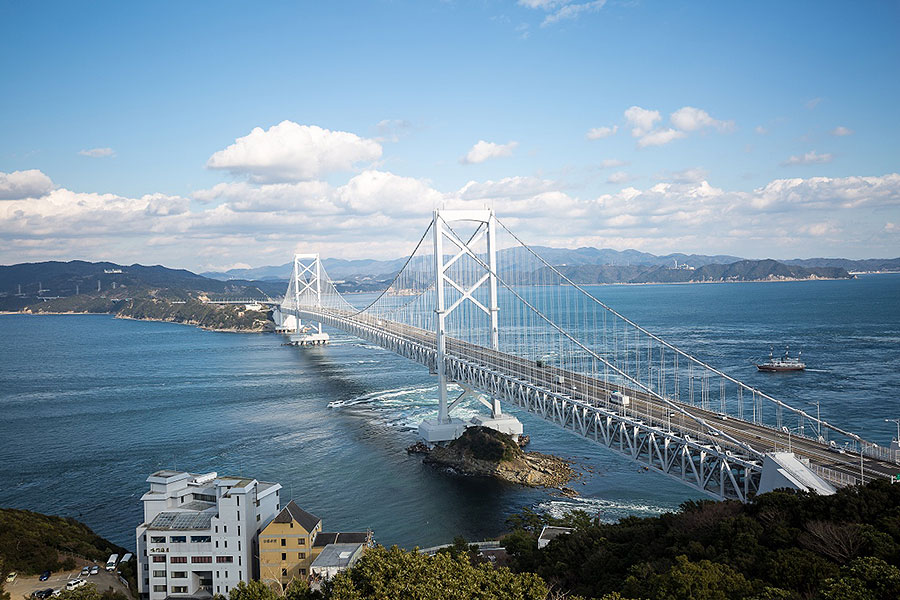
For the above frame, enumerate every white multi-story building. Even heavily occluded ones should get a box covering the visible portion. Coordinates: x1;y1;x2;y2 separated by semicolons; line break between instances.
135;470;282;600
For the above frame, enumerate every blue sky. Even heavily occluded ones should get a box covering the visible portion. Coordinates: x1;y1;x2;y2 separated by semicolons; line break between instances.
1;0;898;270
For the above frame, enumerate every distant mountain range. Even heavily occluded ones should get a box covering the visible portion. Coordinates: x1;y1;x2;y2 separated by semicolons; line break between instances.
201;247;900;281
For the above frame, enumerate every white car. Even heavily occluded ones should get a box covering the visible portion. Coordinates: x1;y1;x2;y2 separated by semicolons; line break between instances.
89;566;99;576
80;567;90;577
66;579;86;591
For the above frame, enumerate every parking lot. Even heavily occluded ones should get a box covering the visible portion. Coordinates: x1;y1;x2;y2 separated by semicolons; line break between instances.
6;564;131;599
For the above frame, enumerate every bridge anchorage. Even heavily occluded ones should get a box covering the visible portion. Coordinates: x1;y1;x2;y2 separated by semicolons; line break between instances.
279;209;900;502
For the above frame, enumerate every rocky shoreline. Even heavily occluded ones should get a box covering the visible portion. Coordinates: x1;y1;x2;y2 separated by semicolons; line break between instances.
416;427;578;496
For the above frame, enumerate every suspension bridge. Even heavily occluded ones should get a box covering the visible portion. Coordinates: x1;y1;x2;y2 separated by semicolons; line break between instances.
273;209;900;502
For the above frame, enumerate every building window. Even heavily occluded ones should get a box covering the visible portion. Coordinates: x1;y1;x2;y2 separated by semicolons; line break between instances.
172;586;188;594
152;585;166;592
170;536;186;543
237;526;241;536
257;514;261;522
191;556;213;563
152;571;165;578
238;541;241;551
236;497;240;506
300;569;306;575
237;511;240;521
215;526;218;534
170;557;187;564
152;556;166;563
281;569;287;577
280;539;286;547
150;536;166;544
224;526;227;533
289;523;293;529
190;536;211;543
171;572;187;579
215;557;233;563
299;538;305;546
215;541;219;549
216;587;220;594
281;553;286;561
224;540;228;548
298;553;305;559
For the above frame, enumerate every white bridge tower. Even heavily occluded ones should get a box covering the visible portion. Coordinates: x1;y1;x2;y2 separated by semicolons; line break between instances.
418;209;523;444
286;253;329;346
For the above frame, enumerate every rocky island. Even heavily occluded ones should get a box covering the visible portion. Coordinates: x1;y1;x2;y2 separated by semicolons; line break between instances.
421;427;577;494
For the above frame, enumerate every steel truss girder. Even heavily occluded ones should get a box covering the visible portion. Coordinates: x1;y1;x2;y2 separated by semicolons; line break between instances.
296;307;762;502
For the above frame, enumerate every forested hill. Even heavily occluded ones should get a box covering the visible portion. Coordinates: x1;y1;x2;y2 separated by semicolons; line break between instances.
544;258;851;284
504;478;900;599
0;260;285;299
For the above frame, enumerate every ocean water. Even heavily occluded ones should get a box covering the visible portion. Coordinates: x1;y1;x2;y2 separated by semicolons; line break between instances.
1;275;898;551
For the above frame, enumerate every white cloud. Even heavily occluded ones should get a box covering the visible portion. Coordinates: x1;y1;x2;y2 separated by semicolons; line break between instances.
886;222;898;233
831;126;854;136
637;128;686;148
658;168;708;184
458;176;558;200
375;119;414;142
586;125;617;140
624;106;661;137
605;171;632;184
206;121;382;183
78;147;116;158
806;97;823;110
460;140;518;164
755;125;768;135
782;150;834;166
541;0;606;26
670;106;734;132
335;170;443;216
599;158;627;169
0;169;55;200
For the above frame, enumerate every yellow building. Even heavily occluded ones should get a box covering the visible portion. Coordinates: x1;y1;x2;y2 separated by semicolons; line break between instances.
258;501;371;589
259;501;323;588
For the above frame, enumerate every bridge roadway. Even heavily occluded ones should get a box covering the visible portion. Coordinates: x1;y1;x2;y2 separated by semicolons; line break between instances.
303;307;899;487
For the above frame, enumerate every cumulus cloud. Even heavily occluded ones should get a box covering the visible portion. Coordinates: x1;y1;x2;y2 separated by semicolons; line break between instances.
624;106;661;137
625;105;733;148
206;121;382;183
458;176;558;201
460;140;518;164
0;169;55;200
755;126;768;135
657;168;708;184
782;150;834;166
806;97;823;110
637;128;686;148
831;126;853;136
670;107;734;132
586;125;617;140
78;147;116;158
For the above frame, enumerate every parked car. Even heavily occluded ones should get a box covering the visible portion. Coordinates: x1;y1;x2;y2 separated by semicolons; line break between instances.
31;589;53;599
89;566;99;576
65;579;86;591
80;567;90;577
39;571;51;581
51;590;61;597
4;572;16;583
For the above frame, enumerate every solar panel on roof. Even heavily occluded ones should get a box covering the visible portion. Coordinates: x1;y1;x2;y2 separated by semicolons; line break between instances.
149;511;214;530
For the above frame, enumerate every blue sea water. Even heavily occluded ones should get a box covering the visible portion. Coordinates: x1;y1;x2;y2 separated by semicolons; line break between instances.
0;275;898;551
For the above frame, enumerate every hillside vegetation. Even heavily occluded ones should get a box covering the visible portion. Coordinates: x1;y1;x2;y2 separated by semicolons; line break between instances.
504;478;900;599
0;508;126;575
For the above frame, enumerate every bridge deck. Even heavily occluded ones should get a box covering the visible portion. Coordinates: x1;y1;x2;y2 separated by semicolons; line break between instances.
305;308;898;488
